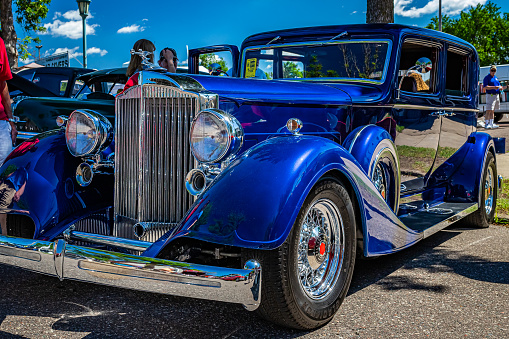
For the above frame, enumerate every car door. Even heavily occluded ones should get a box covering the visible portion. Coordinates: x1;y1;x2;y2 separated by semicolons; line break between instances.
432;44;477;183
392;37;444;194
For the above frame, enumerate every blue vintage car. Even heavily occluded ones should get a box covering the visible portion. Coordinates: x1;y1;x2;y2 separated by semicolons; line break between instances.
0;24;501;330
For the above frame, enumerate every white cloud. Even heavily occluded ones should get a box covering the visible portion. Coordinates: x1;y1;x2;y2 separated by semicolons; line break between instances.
87;47;108;56
19;58;35;65
62;9;83;21
395;0;486;18
351;11;357;14
43;10;98;39
117;24;144;34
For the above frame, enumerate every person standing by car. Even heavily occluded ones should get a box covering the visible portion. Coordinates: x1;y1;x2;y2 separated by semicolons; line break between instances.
123;39;156;93
483;65;506;129
0;37;15;165
158;47;178;73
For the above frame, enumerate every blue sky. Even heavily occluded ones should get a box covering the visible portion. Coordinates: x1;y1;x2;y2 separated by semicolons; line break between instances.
17;0;509;69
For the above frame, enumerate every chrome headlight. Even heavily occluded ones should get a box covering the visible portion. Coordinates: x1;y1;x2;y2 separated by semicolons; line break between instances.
190;109;243;163
65;109;113;157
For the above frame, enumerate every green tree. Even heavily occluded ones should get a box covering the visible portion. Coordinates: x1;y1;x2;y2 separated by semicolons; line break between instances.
199;53;229;72
283;61;303;78
306;55;323;78
426;1;509;66
0;0;51;68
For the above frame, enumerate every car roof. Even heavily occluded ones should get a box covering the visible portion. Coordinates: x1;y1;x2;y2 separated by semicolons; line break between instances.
77;67;128;83
241;23;475;51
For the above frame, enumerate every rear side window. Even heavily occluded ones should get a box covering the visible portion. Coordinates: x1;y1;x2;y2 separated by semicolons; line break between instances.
445;47;470;97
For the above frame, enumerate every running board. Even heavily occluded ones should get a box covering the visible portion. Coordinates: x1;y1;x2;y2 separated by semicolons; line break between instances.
399;202;478;238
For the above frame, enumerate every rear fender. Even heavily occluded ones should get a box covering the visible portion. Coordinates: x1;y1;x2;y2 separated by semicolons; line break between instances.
146;135;420;258
436;132;495;204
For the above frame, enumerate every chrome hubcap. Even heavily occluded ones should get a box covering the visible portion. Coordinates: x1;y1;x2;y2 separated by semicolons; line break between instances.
373;162;387;200
484;166;494;215
297;198;344;300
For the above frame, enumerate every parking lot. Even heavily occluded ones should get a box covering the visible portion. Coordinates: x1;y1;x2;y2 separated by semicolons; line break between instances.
0;222;507;338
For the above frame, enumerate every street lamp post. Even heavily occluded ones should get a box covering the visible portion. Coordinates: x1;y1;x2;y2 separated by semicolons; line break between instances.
77;0;91;68
35;45;42;60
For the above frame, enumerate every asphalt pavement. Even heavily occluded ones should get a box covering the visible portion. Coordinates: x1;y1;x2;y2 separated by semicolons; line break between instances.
0;223;508;338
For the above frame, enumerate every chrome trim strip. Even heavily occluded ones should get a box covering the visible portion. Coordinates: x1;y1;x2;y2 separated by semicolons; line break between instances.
0;235;261;310
422;203;478;238
351;104;479;113
69;231;152;252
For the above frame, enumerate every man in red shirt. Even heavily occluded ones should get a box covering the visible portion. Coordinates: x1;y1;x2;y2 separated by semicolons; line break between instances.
0;37;16;165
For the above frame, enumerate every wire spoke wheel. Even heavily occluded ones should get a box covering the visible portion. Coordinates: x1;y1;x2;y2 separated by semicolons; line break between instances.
297;199;344;300
484;165;494;215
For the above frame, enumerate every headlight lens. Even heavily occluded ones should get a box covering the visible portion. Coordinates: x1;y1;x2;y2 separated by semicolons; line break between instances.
65;110;112;157
190;109;243;163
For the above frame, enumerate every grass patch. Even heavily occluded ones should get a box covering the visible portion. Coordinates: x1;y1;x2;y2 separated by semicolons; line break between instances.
494;178;509;227
397;145;435;158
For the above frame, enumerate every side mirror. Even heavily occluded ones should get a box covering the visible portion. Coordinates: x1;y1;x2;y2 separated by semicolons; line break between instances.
415;57;432;73
396;57;432;99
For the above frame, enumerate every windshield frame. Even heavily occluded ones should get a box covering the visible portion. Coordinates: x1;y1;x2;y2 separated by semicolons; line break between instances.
240;39;393;84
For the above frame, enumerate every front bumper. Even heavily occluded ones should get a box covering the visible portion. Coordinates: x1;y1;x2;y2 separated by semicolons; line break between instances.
0;235;261;310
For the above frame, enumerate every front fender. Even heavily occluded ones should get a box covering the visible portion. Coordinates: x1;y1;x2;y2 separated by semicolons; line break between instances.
0;131;113;238
146;135;421;258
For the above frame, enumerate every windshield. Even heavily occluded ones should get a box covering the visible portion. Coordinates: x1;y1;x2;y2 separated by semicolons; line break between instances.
74;79;126;99
242;40;390;82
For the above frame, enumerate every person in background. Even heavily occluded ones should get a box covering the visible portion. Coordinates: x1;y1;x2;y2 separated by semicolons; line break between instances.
0;37;15;165
483;65;507;129
158;47;178;73
123;39;156;92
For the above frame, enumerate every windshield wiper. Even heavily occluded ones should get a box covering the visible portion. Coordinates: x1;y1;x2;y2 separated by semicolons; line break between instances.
266;36;281;45
330;31;348;41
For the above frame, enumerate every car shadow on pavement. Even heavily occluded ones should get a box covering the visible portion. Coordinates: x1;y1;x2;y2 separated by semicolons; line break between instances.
0;226;507;338
350;225;509;297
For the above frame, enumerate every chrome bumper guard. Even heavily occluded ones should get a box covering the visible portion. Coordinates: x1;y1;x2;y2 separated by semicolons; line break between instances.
0;235;261;310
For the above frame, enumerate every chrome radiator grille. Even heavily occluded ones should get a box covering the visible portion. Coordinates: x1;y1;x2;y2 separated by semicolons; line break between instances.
114;83;199;241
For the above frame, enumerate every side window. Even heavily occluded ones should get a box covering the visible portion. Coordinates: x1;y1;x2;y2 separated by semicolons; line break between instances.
445;48;469;97
399;39;441;94
72;80;84;97
198;51;233;76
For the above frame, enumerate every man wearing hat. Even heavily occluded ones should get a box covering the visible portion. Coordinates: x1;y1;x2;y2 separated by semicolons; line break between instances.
483;65;506;129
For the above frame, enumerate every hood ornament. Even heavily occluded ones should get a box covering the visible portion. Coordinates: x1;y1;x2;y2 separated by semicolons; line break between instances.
131;49;165;71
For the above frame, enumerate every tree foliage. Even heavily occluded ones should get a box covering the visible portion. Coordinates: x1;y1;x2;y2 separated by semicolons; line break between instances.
0;0;51;68
426;1;509;66
283;61;303;78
